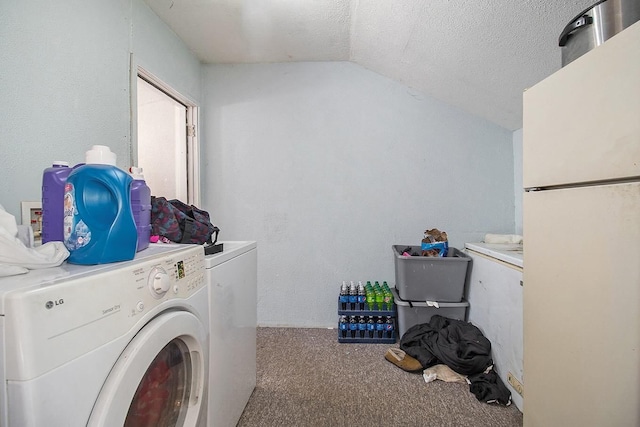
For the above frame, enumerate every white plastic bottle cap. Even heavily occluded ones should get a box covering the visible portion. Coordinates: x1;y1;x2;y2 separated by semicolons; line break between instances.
52;161;69;167
129;166;145;180
85;145;117;165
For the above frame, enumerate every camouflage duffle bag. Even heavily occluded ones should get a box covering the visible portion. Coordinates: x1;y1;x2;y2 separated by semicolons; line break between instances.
150;197;219;245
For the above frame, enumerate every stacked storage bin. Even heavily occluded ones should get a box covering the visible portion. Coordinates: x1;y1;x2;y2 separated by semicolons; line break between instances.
337;281;397;343
392;245;471;337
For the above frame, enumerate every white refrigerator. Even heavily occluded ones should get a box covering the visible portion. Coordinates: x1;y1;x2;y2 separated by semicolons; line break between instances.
522;22;640;427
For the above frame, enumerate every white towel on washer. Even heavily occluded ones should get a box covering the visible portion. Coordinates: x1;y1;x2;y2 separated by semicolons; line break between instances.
0;204;69;277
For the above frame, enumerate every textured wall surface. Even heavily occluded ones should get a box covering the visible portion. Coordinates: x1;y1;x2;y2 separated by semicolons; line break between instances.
132;0;202;103
0;0;200;220
146;0;596;129
513;129;523;236
0;1;131;218
202;61;515;327
146;0;352;64
349;0;596;130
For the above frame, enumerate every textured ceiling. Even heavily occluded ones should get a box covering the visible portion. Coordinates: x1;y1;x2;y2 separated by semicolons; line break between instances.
145;0;596;130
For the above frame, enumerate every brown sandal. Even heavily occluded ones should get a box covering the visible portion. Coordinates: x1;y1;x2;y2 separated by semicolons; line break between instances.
385;348;423;372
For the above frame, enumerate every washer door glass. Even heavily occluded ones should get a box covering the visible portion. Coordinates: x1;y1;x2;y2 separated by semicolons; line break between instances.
125;339;192;427
88;311;206;427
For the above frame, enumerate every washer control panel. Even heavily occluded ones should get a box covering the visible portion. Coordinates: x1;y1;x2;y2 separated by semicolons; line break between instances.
135;247;206;307
148;267;172;298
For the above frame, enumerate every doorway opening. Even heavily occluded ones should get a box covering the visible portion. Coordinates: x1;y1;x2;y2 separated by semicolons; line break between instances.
135;68;200;205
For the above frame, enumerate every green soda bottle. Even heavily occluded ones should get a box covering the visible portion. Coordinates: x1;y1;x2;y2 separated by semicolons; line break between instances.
383;290;392;311
382;281;390;293
366;286;375;310
375;289;384;311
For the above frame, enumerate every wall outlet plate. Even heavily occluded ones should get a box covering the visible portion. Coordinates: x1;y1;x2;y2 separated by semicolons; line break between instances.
507;371;524;396
21;201;42;240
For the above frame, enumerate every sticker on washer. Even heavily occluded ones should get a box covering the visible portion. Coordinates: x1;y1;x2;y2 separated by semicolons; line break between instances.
63;183;92;250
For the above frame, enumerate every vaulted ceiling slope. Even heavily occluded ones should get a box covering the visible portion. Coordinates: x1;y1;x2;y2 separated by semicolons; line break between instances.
145;0;596;130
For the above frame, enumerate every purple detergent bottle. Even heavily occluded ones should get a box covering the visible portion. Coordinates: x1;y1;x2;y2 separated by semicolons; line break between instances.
129;167;152;252
41;161;71;243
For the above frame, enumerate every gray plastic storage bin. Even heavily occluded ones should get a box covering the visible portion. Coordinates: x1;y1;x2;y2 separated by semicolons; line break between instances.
393;245;471;302
392;288;469;338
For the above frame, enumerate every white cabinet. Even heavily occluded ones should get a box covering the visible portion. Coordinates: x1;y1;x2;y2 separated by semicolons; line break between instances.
205;242;257;427
465;244;523;411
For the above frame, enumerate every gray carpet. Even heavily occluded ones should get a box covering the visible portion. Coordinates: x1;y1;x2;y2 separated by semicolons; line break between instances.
237;327;523;427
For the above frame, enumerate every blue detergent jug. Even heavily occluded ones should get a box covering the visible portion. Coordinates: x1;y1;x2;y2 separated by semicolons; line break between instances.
63;164;137;264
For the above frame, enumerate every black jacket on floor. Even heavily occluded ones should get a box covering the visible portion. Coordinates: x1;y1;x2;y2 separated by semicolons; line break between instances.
400;315;511;405
468;369;512;405
399;315;493;376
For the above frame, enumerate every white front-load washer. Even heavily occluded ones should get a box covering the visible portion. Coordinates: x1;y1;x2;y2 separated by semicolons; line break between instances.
0;243;209;427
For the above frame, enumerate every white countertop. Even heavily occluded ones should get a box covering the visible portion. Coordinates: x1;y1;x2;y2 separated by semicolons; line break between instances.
465;242;523;268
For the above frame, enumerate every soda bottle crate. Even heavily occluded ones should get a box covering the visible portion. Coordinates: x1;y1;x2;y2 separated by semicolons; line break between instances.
337;297;396;316
338;280;395;314
337;315;397;344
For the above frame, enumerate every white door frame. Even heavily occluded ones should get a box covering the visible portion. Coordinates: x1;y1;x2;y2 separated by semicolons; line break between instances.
132;65;200;206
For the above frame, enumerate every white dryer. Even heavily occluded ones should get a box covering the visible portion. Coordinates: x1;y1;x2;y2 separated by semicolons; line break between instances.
205;241;257;427
0;244;209;427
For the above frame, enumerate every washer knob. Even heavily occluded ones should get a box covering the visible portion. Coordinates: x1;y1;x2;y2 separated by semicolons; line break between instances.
149;267;171;298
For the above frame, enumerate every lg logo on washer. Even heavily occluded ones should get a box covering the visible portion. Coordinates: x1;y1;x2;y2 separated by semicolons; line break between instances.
45;299;64;309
